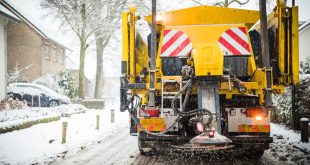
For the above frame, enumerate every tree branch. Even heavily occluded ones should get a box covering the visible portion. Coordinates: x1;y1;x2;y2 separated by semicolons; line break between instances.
190;0;204;5
228;0;250;6
46;0;82;39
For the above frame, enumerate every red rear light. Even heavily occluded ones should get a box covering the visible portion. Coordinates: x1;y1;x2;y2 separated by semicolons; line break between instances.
139;108;160;117
196;122;204;132
246;107;268;117
207;130;215;138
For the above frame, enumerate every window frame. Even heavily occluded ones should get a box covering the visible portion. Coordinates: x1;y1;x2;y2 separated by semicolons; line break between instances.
44;43;50;60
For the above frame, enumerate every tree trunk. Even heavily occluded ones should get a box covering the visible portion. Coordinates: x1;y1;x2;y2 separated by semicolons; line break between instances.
79;40;86;98
94;34;104;98
224;0;229;7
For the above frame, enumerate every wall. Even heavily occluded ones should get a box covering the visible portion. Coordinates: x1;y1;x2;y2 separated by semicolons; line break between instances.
299;26;310;63
7;21;66;82
7;21;42;82
41;41;66;76
0;15;8;100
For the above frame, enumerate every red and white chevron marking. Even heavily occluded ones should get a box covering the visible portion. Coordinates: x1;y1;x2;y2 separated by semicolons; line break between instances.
218;27;251;56
160;29;192;57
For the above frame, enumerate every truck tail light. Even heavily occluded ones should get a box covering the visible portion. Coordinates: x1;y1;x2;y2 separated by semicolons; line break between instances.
196;122;204;132
207;130;215;138
139;108;160;117
255;116;263;121
246;107;268;117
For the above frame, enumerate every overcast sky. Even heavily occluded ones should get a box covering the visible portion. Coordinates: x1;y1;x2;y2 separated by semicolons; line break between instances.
6;0;310;80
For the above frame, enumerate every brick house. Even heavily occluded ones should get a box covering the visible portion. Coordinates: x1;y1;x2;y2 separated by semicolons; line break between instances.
0;2;20;100
2;0;67;83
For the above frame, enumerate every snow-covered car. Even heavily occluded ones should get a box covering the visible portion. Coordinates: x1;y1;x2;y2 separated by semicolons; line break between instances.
7;83;71;107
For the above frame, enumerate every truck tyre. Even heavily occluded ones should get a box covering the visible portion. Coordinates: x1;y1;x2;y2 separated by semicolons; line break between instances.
245;149;265;159
138;140;148;155
138;138;155;156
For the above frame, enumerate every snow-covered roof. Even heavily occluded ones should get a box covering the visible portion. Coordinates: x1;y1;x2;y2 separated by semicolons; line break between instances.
0;0;69;50
0;4;19;21
299;19;310;33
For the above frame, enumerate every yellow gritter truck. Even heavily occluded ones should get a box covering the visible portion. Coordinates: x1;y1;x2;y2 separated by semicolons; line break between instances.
120;0;299;157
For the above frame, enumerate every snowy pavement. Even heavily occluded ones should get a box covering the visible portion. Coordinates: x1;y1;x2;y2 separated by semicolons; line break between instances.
266;123;310;164
52;127;138;165
0;101;131;165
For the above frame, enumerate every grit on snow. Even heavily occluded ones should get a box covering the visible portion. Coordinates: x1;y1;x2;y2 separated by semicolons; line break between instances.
0;100;131;164
268;123;310;164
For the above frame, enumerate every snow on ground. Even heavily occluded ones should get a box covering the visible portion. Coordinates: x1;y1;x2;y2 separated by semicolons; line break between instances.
271;123;310;151
52;125;138;165
1;100;310;165
266;123;310;164
0;104;85;129
0;100;130;165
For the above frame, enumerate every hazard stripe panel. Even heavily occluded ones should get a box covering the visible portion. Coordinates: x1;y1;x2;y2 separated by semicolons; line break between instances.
137;118;167;132
238;124;270;133
218;27;251;56
161;29;192;57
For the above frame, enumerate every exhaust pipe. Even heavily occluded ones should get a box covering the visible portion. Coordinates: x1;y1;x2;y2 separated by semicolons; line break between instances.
149;0;156;107
259;0;272;108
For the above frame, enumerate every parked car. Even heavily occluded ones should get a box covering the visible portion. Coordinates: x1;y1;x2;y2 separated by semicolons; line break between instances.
7;83;71;107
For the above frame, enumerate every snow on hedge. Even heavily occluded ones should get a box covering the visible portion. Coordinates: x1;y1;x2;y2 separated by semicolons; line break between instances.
0;104;85;129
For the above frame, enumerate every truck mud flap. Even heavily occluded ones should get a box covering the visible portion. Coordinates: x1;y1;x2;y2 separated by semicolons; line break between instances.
139;133;191;143
229;136;273;144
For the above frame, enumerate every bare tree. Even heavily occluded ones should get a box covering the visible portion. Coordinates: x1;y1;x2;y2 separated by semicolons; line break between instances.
191;0;249;7
41;0;108;98
92;0;126;98
213;0;249;7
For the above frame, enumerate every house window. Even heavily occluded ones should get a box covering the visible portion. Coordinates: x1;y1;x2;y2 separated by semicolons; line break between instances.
52;47;57;62
59;49;64;64
44;44;49;60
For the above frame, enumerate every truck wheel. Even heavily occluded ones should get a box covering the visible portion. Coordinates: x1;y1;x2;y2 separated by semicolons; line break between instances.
138;139;154;156
245;149;265;159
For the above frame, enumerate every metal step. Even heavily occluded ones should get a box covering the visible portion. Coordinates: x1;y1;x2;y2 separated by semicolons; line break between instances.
161;78;183;116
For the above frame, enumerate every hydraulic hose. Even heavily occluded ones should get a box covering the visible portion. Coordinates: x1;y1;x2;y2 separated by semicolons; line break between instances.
126;78;213;136
171;79;208;116
171;79;213;125
126;95;180;137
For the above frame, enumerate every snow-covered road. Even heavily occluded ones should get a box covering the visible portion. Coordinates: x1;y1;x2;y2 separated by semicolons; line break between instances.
132;152;279;165
50;126;307;165
51;130;280;165
52;127;139;165
50;123;310;165
0;99;309;165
